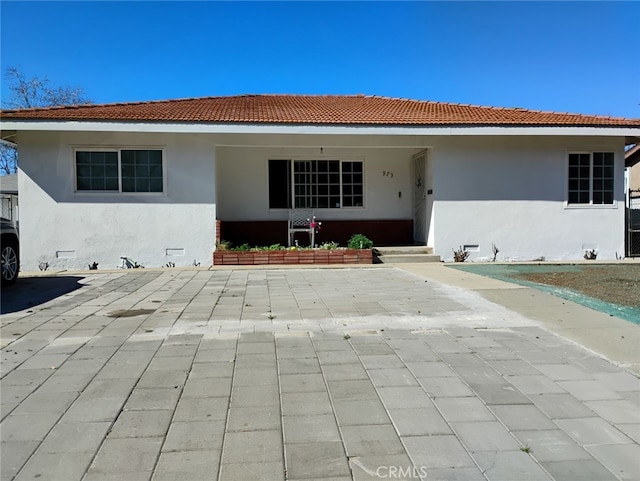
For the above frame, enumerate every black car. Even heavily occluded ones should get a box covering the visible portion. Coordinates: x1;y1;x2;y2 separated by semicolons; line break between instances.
1;217;19;285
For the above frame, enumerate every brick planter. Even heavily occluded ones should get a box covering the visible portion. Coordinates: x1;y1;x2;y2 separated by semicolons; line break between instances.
213;249;373;266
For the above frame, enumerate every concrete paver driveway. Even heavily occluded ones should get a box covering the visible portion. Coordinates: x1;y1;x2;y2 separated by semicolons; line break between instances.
1;266;639;481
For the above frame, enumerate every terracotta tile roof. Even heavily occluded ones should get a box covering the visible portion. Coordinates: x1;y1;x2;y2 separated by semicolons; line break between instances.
1;94;639;127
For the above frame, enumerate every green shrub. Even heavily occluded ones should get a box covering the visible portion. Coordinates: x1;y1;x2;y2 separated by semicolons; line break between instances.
224;243;288;252
347;234;373;249
216;240;231;251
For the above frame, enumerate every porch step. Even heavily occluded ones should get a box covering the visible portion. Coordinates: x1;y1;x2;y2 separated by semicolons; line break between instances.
374;246;441;263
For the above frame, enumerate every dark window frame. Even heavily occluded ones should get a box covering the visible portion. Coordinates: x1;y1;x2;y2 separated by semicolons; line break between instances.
75;148;165;194
268;158;365;209
567;151;614;206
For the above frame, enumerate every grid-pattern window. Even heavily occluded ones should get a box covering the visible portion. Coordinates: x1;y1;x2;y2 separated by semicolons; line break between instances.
121;150;163;193
568;153;591;204
268;159;364;209
568;152;614;205
592;152;614;205
341;161;364;207
294;160;341;209
76;149;163;193
76;151;119;191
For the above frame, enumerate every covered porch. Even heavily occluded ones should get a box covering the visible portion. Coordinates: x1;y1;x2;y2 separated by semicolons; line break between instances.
212;133;433;249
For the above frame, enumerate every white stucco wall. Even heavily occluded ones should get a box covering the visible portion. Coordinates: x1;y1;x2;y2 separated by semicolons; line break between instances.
430;136;626;261
14;128;628;269
17;131;217;270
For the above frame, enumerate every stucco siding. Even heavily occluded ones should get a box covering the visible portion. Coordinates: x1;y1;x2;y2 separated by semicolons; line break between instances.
629;163;640;191
431;136;626;261
13;129;629;268
17;131;217;270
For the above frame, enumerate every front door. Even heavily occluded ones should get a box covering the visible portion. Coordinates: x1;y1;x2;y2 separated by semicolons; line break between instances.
413;152;427;243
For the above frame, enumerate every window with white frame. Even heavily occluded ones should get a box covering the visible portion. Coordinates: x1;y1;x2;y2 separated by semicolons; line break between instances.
268;159;364;209
568;152;614;205
75;149;164;193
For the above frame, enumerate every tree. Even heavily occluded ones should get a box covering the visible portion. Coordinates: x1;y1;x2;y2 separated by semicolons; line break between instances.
0;145;17;176
1;67;92;174
3;67;92;110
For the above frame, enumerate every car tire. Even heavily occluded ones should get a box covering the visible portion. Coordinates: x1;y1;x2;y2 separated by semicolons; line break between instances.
1;240;19;286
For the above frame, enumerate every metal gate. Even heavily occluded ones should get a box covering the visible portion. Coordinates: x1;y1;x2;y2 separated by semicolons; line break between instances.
627;189;640;257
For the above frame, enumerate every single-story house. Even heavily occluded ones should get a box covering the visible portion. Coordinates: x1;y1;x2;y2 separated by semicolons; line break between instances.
1;94;639;270
626;143;640;191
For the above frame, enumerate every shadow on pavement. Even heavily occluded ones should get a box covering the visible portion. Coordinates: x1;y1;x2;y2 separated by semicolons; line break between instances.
1;276;85;314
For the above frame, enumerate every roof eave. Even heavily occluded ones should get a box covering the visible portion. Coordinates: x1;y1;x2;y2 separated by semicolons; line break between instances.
2;119;639;138
625;143;640;167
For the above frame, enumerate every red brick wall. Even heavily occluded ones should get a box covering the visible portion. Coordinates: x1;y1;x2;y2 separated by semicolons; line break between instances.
213;249;373;265
218;219;413;247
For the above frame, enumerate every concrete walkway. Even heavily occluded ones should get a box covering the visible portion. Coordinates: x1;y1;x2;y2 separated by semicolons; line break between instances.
401;264;640;375
1;265;639;480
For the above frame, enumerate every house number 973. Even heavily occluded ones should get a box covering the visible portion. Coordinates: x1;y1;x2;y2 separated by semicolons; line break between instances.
382;171;394;178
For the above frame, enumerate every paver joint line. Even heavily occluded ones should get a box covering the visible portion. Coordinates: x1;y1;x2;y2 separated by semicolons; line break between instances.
1;267;638;481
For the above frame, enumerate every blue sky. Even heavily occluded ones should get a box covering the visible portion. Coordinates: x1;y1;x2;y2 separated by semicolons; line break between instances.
1;1;639;117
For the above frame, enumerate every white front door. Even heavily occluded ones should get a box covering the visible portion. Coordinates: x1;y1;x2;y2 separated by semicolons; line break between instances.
413;152;427;244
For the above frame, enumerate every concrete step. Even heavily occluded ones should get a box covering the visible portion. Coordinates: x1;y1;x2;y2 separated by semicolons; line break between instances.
375;246;434;255
374;246;441;263
376;253;441;263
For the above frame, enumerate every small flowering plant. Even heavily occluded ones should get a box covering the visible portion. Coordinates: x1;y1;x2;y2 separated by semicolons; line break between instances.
309;215;322;234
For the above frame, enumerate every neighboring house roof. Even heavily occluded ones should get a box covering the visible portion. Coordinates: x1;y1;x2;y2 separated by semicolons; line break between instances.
0;174;18;195
2;94;640;127
626;144;640;168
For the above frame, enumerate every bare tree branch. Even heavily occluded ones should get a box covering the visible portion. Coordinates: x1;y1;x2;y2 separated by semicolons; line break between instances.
3;66;92;109
1;67;92;173
0;144;18;175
